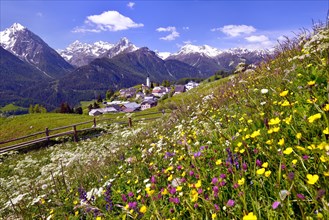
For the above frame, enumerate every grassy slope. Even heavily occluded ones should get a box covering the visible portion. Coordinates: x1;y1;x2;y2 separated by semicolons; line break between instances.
0;27;328;219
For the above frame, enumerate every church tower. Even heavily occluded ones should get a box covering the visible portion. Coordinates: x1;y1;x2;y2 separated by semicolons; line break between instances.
146;75;150;87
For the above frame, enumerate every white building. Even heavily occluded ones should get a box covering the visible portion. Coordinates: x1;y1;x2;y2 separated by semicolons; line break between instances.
185;81;199;91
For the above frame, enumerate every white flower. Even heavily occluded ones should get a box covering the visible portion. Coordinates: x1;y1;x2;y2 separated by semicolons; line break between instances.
261;89;268;94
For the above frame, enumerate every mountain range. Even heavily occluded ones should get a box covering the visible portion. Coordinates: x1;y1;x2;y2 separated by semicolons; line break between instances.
0;23;270;110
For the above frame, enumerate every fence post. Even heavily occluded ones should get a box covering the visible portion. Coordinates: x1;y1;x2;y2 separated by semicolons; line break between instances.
45;127;50;142
93;118;97;128
73;125;78;142
128;117;132;127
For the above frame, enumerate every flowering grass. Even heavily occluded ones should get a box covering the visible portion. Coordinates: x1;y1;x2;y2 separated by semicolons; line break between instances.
0;26;328;219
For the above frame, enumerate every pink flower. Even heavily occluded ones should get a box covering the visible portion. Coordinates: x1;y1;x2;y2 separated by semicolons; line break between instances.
226;199;235;207
272;201;280;209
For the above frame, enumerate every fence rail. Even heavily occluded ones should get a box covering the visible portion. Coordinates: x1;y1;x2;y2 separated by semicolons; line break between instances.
0;111;165;154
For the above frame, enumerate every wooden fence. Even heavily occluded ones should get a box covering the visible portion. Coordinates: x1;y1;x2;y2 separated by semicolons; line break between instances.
0;111;164;154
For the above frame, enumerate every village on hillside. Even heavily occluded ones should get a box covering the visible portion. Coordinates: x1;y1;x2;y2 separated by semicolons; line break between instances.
88;76;199;116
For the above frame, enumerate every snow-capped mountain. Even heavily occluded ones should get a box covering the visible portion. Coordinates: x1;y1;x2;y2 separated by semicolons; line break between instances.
171;44;223;58
59;37;138;67
58;40;114;67
0;23;73;78
166;44;269;75
104;37;138;59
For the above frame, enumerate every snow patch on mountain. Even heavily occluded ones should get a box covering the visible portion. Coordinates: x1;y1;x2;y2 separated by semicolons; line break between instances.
172;44;223;58
0;23;26;53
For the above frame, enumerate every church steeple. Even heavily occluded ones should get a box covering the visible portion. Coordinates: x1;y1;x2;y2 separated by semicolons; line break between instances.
146;74;150;87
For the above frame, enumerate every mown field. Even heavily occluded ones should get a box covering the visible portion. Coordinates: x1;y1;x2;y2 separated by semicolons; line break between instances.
0;26;328;220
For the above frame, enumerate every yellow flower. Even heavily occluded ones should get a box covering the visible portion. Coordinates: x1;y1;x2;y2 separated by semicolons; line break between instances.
283;147;293;155
280;90;289;97
75;211;79;216
296;133;302;139
140;205;147;214
137;195;141;200
161;189;168;195
239;149;245;153
135;179;138;184
248;119;253;124
307;81;315;86
190;189;198;202
195;180;202;188
181;171;186;177
292;159;298;165
215;159;222;165
296;146;305;151
320;156;327;162
283;115;292;125
278;138;285;146
168;175;173;181
262;162;268;168
324;171;329;176
212;213;217;219
238;177;245;185
176;186;183;191
266;139;273;145
256;168;265;175
323;104;329;111
308;113;321;123
273;127;280;132
251;130;261;138
281;100;290;107
268;129;273;134
237;142;243;147
49;209;54;214
307;97;317;104
73;200;78;205
243;212;257;220
265;170;271;177
306;174;319;185
323;127;329;135
268;117;281;125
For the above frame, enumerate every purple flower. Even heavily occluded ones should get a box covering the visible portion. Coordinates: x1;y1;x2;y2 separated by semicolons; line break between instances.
104;184;113;211
297;193;305;200
194;203;199;208
316;189;326;200
151;175;156;184
194;151;202;157
177;165;182;170
78;187;87;202
213;186;219;194
220;174;227;179
256;159;262;167
303;155;309;160
189;170;194;176
128;192;134;197
233;183;239;189
198;188;203;194
128;201;137;209
121;194;127;202
227;199;235;207
272;201;280;209
288;172;295;181
214;204;219;211
212;177;218;185
219;181;226;187
169;197;180;204
242;162;248;171
281;164;286;170
169;187;176;195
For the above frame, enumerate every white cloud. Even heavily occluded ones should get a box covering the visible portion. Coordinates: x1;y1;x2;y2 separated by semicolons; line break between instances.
73;10;143;33
36;12;43;17
183;27;189;30
217;25;256;37
183;40;192;44
245;35;269;43
156;26;180;41
127;2;135;9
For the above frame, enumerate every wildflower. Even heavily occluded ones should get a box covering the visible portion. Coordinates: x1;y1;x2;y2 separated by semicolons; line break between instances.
262;162;268;168
283;147;293;155
307;81;315;86
308;113;321;123
296;133;302;139
266;139;273;145
195;180;202;188
283;115;292;124
297;193;305;200
306;174;319;185
265;171;271;177
212;177;218;185
279;190;290;200
190;189;198;202
281;100;290;107
280;90;289;97
212;213;217;219
288;172;295;181
238;178;245;185
323;127;329;135
227;199;235;207
256;168;265;175
272;201;281;209
273;127;280;132
251;130;261;138
261;89;268;94
168;175;173;181
243;212;257;220
169;197;180;204
278;138;285;146
268;117;281;125
292;159;297;165
323;104;329;111
215;159;222;165
139;205;147;214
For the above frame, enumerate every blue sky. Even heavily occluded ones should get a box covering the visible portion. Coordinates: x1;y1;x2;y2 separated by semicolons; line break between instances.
1;0;328;53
